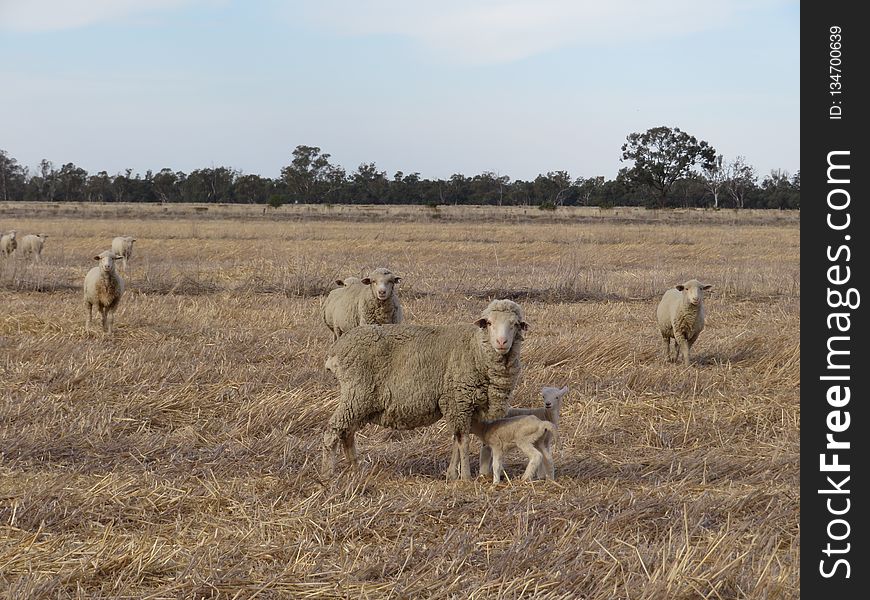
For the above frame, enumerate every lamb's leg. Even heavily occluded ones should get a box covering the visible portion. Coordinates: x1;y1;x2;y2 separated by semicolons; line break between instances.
534;437;553;479
106;309;115;334
479;444;493;477
491;447;505;484
518;440;544;481
100;308;109;333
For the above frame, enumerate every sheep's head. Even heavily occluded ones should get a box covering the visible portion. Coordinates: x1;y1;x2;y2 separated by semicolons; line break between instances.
541;385;569;410
93;251;122;273
475;299;528;355
362;268;401;301
675;279;712;306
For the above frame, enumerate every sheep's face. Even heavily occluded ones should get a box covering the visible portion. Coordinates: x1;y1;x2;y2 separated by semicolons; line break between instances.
675;280;712;306
93;252;122;273
541;385;569;410
476;307;528;355
362;270;401;301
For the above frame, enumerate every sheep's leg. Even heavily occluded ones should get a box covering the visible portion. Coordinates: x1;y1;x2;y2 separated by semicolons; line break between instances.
85;302;92;331
450;432;472;481
479;444;493;477
518;441;544;481
661;335;672;362
446;443;460;481
100;308;109;333
491;447;505;484
106;309;115;334
321;430;340;476
675;334;690;366
340;430;358;469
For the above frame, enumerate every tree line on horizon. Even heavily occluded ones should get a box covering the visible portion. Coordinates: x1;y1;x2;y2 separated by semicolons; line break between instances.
0;127;799;210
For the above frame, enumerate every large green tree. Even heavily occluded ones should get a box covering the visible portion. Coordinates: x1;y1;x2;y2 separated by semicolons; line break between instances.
620;126;717;207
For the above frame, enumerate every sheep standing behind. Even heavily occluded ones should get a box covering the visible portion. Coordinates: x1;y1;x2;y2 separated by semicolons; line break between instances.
19;234;48;261
334;276;361;287
111;236;136;269
657;279;712;365
84;251;125;334
479;385;568;480
470;415;554;484
1;230;17;256
322;267;403;341
323;299;528;481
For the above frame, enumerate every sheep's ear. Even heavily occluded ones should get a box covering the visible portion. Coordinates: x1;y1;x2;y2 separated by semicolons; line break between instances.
335;279;345;286
393;276;402;283
93;255;101;261
115;254;124;260
474;318;488;329
559;385;569;394
361;277;372;285
675;284;685;291
519;321;529;331
702;284;712;290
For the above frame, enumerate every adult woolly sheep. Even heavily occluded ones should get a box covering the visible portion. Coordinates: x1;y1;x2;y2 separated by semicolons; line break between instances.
1;230;17;256
480;385;568;480
84;250;125;334
111;236;136;269
657;279;712;365
322;299;528;481
19;233;48;261
322;267;403;341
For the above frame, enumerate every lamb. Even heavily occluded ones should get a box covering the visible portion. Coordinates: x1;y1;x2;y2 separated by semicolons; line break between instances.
479;385;568;480
83;250;125;334
657;279;712;365
322;299;528;481
321;267;403;341
111;236;136;269
470;415;554;484
0;230;16;256
19;233;48;261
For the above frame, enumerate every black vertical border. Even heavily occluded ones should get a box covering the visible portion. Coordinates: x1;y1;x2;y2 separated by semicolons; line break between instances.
802;2;869;596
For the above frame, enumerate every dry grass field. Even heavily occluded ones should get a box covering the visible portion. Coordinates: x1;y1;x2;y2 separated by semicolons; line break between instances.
0;203;799;599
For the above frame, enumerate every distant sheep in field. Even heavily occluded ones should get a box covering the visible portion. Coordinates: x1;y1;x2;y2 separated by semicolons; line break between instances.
84;250;125;334
480;385;568;480
322;299;528;481
657;279;712;365
322;267;403;341
19;233;48;261
111;236;136;269
470;415;554;484
1;230;17;256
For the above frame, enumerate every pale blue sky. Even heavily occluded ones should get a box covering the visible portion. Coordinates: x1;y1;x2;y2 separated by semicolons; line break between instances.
1;0;799;181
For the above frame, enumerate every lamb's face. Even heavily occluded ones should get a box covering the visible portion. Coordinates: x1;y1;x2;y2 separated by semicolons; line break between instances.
363;270;401;301
476;306;529;355
541;385;568;410
675;279;712;306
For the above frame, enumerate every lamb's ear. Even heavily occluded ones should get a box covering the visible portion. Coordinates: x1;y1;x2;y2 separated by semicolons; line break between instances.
675;284;685;291
559;385;569;395
361;277;372;285
474;318;488;329
702;284;712;290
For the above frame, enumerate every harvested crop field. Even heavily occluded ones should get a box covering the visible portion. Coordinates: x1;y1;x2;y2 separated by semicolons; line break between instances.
0;203;800;599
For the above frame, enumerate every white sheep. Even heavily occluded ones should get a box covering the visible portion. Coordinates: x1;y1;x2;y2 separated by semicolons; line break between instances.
470;415;554;484
322;267;403;340
0;230;17;256
479;385;568;480
111;236;136;269
323;299;528;481
84;250;125;334
19;233;48;261
657;279;712;365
